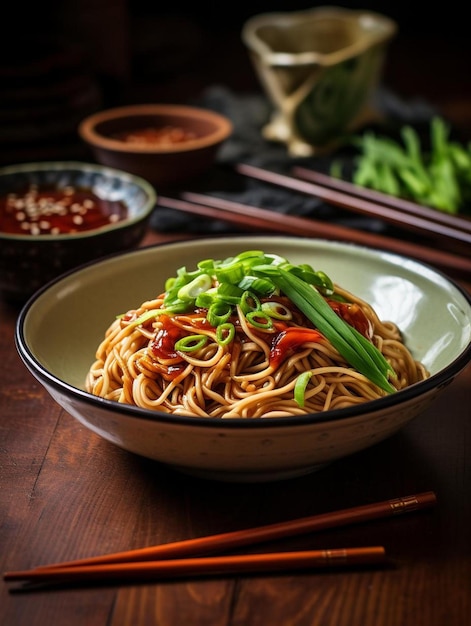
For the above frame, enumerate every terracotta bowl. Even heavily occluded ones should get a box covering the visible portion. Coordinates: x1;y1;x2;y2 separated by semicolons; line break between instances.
0;161;156;303
15;236;471;482
78;104;233;188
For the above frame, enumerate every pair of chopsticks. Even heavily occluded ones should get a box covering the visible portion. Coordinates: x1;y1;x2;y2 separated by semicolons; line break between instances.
4;491;436;588
291;165;471;237
157;164;471;277
235;162;471;247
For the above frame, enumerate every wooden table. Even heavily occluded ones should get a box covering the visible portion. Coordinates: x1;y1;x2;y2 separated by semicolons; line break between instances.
1;226;470;626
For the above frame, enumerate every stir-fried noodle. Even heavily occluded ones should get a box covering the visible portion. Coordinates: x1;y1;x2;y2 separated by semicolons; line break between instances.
86;281;428;418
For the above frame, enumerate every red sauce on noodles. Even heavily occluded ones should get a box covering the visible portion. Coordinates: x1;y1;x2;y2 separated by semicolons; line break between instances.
270;327;323;369
147;301;373;375
328;301;373;339
150;316;182;360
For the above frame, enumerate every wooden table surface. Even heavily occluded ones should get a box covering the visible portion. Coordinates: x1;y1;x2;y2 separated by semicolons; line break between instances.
1;223;470;625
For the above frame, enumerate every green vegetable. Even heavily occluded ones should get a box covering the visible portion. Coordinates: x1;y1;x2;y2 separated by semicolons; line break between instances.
245;310;273;329
261;301;292;320
216;323;235;345
333;116;471;214
257;267;395;394
294;371;313;408
207;301;232;326
174;335;208;352
177;274;212;300
156;251;397;394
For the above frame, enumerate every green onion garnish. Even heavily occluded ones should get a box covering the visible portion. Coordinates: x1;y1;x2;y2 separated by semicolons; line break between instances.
153;250;397;394
261;301;292;320
245;310;273;329
207;301;232;326
263;268;395;393
294;371;313;407
216;322;235;345
174;335;208;352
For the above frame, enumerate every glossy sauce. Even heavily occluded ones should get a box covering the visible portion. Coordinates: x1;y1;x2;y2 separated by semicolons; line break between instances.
328;300;373;339
150;317;184;361
0;185;128;235
148;301;374;377
270;327;323;369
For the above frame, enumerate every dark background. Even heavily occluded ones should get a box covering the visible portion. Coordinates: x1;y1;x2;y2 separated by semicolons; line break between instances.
2;1;471;164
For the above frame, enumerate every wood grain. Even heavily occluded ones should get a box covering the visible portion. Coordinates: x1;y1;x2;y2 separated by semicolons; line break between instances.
1;229;470;625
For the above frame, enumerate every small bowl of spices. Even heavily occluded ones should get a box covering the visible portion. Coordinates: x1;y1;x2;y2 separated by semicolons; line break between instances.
0;161;156;303
78;104;233;188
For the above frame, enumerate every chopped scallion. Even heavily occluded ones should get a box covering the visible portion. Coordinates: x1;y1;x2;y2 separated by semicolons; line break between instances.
294;371;313;407
216;322;235;345
245;310;273;329
261;301;292;320
240;290;261;315
207;301;232;326
174;335;208;352
157;250;397;393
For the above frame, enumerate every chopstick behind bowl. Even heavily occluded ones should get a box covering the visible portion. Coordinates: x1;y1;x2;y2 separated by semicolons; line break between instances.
234;163;471;250
291;165;471;235
160;193;471;277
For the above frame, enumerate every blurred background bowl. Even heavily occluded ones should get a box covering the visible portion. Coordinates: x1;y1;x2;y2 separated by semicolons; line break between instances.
0;161;156;303
242;6;397;156
78;103;233;188
15;236;471;482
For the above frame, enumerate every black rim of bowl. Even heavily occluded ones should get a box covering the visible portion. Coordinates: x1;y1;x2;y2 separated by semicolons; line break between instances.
14;236;471;430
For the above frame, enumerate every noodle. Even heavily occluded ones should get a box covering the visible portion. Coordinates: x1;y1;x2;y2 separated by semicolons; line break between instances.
86;259;429;418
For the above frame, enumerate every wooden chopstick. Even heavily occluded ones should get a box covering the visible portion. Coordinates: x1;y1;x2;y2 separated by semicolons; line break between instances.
4;547;387;585
292;165;471;235
161;194;471;276
10;492;436;572
235;162;471;248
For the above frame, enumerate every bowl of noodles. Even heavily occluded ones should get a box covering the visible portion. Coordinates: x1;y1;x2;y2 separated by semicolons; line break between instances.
15;236;471;482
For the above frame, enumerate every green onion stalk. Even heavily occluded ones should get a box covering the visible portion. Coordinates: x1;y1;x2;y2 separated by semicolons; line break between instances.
128;250;397;403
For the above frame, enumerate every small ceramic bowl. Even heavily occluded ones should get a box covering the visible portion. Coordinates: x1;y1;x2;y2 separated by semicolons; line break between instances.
242;6;397;156
78;104;233;187
15;236;471;482
0;161;156;303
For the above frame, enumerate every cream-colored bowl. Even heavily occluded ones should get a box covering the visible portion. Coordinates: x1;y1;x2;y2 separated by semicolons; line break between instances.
15;237;471;482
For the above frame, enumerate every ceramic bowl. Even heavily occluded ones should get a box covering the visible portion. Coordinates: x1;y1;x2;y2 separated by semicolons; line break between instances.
0;161;156;303
15;236;471;482
78;104;233;188
242;6;397;156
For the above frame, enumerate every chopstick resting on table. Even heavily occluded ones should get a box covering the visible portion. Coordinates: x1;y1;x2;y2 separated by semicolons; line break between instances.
4;547;388;586
158;194;471;276
3;491;436;586
292;165;471;235
235;162;471;248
